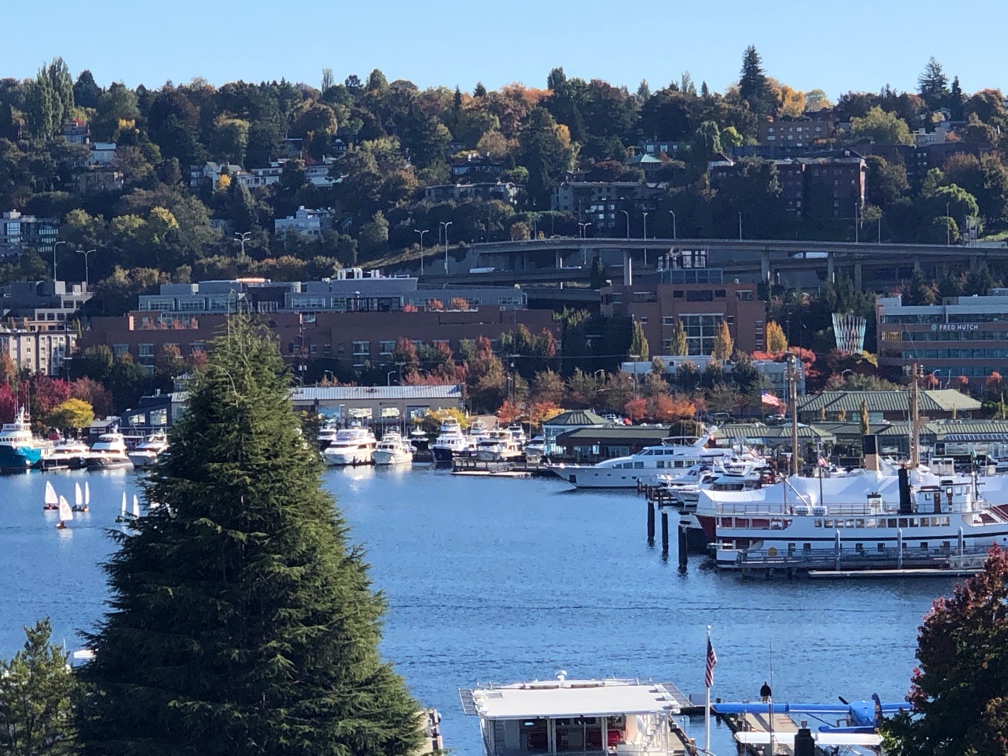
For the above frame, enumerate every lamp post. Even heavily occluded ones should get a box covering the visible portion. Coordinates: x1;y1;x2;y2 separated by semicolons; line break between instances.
629;353;640;399
439;221;452;273
234;231;251;259
738;211;743;241
946;202;951;246
642;212;649;265
387;369;397;386
414;228;428;277
578;222;591;239
77;248;96;289
620;209;630;239
578;222;592;265
669;210;676;241
51;240;66;281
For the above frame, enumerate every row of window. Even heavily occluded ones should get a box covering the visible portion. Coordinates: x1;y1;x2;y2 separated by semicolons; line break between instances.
883;313;1008;325
882;330;1008;342
889;347;1008;359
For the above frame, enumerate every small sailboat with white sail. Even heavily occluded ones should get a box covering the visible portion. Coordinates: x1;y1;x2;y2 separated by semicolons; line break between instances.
132;494;141;519
43;480;59;510
57;495;73;529
72;482;89;513
115;492;129;523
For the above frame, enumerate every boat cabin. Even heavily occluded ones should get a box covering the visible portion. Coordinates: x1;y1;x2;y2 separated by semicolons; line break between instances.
460;677;687;756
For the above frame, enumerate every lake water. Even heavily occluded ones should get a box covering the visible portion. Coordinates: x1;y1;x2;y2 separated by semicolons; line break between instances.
0;465;957;755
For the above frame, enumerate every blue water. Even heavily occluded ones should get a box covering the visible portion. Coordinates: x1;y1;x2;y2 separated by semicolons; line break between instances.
0;466;956;755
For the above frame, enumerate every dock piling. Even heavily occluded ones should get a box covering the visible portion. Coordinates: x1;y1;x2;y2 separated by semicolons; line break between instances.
647;500;655;545
661;511;669;556
678;523;688;570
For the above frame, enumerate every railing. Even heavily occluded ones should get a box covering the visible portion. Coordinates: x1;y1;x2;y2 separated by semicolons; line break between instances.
727;542;994;571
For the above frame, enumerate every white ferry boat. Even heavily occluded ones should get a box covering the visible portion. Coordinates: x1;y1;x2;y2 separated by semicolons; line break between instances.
321;426;377;466
475;429;523;462
697;467;1008;568
460;674;691;756
372;432;413;466
431;418;471;462
546;430;749;489
86;431;133;470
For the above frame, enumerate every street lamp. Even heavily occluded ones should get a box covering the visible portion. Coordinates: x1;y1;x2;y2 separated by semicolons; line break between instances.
946;202;951;247
854;202;859;244
620;209;630;239
578;222;592;239
234;231;251;259
738;211;743;241
77;248;96;289
629;353;640;399
669;210;676;241
387;369;397;386
642;212;649;265
439;221;453;273
52;240;66;281
414;228;428;277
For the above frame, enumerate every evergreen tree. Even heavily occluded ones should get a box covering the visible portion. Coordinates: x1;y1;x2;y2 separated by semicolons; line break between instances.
78;319;421;756
739;45;774;116
918;56;950;110
0;619;79;755
949;76;965;121
629;319;649;361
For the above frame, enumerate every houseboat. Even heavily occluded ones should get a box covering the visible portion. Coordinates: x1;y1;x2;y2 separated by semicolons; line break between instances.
460;674;694;756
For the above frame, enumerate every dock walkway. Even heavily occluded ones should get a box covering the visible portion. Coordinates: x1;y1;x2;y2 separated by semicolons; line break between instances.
724;709;798;756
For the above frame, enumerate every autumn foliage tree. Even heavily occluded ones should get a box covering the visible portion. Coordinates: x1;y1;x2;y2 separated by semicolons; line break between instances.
765;320;788;353
884;547;1008;755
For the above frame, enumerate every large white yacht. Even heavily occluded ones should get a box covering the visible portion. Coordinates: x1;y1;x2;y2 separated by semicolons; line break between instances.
128;431;168;468
40;438;90;470
431;418;471;462
86;431;133;470
546;429;749;489
372;432;414;466
317;420;341;449
321;426;377;466
475;429;524;462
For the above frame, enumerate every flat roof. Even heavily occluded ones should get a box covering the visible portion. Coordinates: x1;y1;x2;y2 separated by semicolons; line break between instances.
463;679;680;719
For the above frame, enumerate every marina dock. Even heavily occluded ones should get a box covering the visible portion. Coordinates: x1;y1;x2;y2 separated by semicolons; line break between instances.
722;709;798;756
450;458;554;478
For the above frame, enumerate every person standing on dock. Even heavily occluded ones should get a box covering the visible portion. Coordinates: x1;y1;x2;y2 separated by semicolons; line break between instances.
760;681;772;703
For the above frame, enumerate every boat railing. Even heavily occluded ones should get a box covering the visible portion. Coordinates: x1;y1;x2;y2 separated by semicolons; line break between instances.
727;542;996;570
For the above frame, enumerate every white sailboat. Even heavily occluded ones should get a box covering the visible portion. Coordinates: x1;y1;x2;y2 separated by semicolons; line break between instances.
43;480;58;510
57;495;73;529
73;482;88;512
85;481;90;507
132;494;140;519
116;492;129;522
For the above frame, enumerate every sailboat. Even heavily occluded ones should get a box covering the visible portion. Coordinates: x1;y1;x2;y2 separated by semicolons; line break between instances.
132;494;141;519
57;495;73;529
115;492;129;523
72;482;88;513
43;481;58;510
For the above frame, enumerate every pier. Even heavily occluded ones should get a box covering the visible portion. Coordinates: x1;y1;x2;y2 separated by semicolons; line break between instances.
722;544;990;578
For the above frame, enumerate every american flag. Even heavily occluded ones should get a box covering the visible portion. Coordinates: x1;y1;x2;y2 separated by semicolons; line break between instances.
761;391;783;409
705;636;717;689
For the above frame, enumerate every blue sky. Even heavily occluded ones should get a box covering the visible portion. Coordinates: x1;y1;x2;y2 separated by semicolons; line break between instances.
3;0;1004;99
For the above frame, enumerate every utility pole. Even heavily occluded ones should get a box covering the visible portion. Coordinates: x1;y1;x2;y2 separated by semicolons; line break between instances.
910;364;921;467
439;221;452;274
789;354;799;476
854;203;859;244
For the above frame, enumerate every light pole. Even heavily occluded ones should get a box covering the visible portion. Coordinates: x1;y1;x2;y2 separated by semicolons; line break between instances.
234;231;251;259
946;202;951;246
414;228;428;277
439;221;452;273
642;212;649;265
854;203;859;244
387;369;397;386
629;353;640;399
77;248;96;289
738;211;743;241
669;210;676;241
620;210;630;239
578;222;592;265
52;240;66;281
578;222;591;239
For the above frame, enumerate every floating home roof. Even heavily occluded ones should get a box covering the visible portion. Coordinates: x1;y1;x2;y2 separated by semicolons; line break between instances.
714;423;836;443
798;389;980;414
292;385;463;402
543;410;607;427
462;679;680;720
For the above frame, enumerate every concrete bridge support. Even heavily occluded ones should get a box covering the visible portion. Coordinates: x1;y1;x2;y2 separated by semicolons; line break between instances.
827;253;835;283
623;250;633;286
761;251;771;282
854;260;863;291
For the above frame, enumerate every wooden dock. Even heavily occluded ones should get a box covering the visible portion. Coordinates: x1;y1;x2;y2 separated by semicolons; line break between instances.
723;709;798;756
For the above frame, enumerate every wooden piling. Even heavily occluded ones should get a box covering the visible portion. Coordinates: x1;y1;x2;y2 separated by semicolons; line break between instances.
661;511;669;555
647;500;655;544
678;524;688;569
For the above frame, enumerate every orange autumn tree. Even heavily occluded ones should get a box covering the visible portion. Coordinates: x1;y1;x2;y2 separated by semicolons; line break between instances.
624;397;647;422
496;400;522;424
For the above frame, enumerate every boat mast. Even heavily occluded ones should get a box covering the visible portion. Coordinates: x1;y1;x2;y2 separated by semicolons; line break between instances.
789;354;799;476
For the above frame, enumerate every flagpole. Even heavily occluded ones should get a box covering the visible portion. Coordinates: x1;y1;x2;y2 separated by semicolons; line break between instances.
705;625;711;756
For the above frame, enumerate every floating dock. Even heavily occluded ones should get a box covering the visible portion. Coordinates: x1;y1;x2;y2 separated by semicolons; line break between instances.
450;458;553;478
723;546;990;578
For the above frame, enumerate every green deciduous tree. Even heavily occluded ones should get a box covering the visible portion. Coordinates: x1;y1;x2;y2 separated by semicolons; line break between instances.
0;619;79;755
47;398;95;434
847;106;914;146
77;319;421;755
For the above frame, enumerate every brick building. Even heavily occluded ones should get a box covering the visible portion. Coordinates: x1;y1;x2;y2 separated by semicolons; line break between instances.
600;268;765;356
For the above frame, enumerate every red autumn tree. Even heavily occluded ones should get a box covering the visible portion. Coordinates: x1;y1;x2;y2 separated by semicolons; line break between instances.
624;397;647;422
496;399;521;424
0;383;16;423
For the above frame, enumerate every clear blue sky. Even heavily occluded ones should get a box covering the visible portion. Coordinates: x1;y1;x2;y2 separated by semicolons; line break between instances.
4;0;1004;99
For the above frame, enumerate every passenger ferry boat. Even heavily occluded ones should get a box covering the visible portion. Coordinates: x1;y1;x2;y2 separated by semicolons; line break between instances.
475;429;524;462
460;674;692;756
546;430;752;489
431;418;472;462
372;432;413;466
0;407;47;471
86;431;133;470
321;426;377;466
697;467;1008;568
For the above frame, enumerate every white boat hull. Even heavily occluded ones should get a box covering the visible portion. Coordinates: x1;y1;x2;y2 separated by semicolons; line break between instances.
87;454;133;470
323;449;373;466
128;451;160;467
373;450;412;466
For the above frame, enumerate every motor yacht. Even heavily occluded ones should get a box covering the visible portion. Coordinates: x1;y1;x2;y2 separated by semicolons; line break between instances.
86;431;133;470
524;434;546;461
475;429;524;462
39;437;90;470
0;407;47;472
321;425;377;466
372;432;414;466
468;418;491;445
408;427;429;451
317;420;341;449
431;418;471;462
127;431;168;468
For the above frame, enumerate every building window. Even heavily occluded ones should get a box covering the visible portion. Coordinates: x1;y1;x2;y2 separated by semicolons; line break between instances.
379;340;396;358
680;314;723;356
113;344;130;356
352;340;370;366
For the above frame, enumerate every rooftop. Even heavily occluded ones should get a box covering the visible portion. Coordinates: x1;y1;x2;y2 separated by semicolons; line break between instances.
292;385;463;402
544;410;607;427
462;678;680;720
798;389;980;414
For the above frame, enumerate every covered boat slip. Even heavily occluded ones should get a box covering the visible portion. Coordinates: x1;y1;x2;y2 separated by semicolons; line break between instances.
460;678;693;755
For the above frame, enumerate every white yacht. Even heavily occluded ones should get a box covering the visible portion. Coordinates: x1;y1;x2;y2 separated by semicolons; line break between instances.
547;429;748;489
524;434;546;460
468;418;491;445
321;426;377;466
431;418;470;462
317;420;341;449
506;423;527;447
460;674;690;756
372;432;414;466
41;438;90;470
86;431;133;470
475;429;524;462
128;431;168;468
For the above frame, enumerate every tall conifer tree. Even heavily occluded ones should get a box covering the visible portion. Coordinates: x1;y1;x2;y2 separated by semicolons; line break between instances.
78;319;421;755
